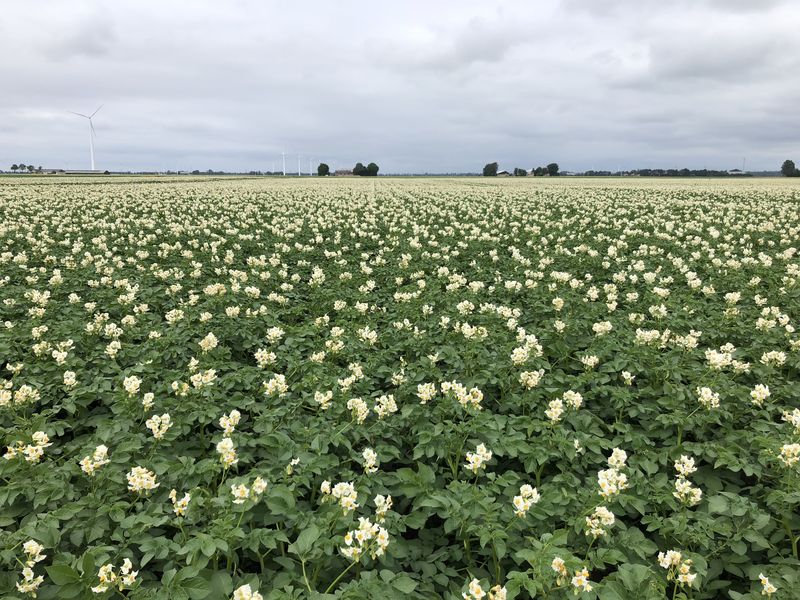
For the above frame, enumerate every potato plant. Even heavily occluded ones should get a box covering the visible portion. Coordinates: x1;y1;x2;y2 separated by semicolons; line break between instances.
1;176;799;599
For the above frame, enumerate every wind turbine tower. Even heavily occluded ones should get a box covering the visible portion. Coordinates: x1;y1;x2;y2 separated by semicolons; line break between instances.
68;105;103;170
282;152;286;176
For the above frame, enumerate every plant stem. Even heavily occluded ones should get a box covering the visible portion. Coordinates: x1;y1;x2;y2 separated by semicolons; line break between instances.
302;559;313;593
492;543;501;583
781;515;798;559
324;560;358;594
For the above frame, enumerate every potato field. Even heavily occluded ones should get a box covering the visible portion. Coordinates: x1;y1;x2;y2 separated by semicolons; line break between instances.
1;176;799;599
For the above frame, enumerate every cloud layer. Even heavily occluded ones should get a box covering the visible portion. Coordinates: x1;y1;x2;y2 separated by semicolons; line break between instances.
2;0;798;173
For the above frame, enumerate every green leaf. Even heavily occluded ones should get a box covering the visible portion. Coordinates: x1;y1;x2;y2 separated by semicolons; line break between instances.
180;576;211;599
45;564;81;585
404;511;427;530
707;495;729;515
209;571;234;597
266;485;296;515
617;563;652;590
289;524;321;556
392;575;418;593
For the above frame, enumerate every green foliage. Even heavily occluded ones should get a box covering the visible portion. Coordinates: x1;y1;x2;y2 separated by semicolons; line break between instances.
352;162;379;176
0;177;799;599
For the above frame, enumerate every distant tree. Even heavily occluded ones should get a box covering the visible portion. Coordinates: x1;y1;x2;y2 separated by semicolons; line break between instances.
10;164;18;173
482;162;498;176
317;163;330;176
533;166;546;176
366;162;379;176
513;167;527;176
781;159;797;177
19;163;26;173
36;166;42;173
27;165;34;173
547;162;559;176
353;162;367;176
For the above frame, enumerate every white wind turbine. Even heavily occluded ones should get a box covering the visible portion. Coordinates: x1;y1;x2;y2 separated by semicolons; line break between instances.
68;105;103;170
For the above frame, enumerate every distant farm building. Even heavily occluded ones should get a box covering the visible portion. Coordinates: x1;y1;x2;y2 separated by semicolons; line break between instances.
43;169;110;175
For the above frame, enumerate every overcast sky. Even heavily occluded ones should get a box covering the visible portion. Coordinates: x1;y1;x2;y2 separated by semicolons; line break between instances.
2;0;799;173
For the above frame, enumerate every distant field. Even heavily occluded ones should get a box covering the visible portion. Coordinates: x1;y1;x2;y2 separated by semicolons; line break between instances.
1;177;799;599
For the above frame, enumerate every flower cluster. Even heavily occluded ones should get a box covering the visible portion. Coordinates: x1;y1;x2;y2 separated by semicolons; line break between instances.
219;409;241;435
122;375;141;395
374;494;393;522
465;443;493;474
759;573;777;597
551;556;568;585
340;517;390;561
321;480;359;513
91;558;139;593
781;408;800;434
673;455;702;506
597;449;629;500
3;431;52;464
658;550;696;587
512;484;540;517
519;369;545;389
585;506;616;538
145;413;172;439
374;394;398;419
778;443;800;467
416;382;437;404
696;386;720;410
216;437;238;468
361;447;378;474
442;380;484;410
15;540;46;597
80;444;110;476
750;384;770;407
571;568;593;593
169;489;191;516
263;373;288;397
347;397;370;423
126;466;159;493
232;584;263;600
462;579;507;600
199;331;218;353
315;390;333;410
231;476;268;504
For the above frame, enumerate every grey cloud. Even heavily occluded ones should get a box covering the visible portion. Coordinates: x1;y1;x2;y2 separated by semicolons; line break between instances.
1;0;798;173
369;14;535;72
41;12;116;60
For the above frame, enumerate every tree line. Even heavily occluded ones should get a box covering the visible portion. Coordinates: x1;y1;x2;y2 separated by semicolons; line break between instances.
483;162;559;176
314;162;379;176
587;168;748;177
9;164;43;173
781;160;799;177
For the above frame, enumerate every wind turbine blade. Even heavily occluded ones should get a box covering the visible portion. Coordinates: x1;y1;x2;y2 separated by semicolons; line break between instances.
90;105;103;118
68;111;90;118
